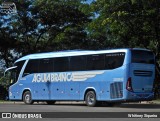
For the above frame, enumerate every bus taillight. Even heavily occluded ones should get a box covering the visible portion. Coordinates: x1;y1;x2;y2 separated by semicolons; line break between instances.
126;77;133;92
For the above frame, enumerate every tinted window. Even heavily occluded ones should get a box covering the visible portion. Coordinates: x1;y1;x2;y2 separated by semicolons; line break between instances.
23;59;39;76
54;57;69;72
105;53;125;69
70;56;86;71
39;58;53;73
87;54;105;70
14;60;25;80
131;50;154;64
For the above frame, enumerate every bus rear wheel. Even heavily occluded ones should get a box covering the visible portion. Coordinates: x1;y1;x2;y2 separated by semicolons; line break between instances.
23;91;34;104
85;91;97;107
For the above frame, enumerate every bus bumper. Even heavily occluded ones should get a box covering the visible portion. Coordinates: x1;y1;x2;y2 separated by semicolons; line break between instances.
126;91;154;101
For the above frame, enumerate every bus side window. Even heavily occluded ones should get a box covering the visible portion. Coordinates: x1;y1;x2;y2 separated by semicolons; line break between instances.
54;57;69;72
87;54;105;70
39;58;54;73
69;56;86;71
105;53;125;69
23;59;39;77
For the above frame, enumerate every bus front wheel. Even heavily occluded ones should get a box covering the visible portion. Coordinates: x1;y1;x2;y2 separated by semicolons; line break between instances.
23;91;34;104
85;91;97;107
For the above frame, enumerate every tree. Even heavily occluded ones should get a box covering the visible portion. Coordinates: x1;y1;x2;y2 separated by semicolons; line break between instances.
88;0;160;56
0;0;91;68
0;14;20;67
31;0;91;50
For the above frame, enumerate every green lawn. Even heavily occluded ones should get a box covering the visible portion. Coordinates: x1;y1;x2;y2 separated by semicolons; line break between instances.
0;100;11;103
151;99;160;103
0;100;5;102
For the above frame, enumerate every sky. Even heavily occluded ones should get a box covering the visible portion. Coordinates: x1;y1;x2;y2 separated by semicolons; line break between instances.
87;0;94;4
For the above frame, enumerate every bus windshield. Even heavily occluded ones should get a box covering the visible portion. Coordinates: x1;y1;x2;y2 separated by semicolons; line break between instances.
5;67;17;86
131;50;155;64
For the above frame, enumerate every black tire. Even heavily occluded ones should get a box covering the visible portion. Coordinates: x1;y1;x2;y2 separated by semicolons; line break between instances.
46;101;56;105
23;91;34;104
85;91;97;107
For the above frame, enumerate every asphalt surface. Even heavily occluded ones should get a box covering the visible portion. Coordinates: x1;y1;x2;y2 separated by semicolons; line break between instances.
0;101;160;121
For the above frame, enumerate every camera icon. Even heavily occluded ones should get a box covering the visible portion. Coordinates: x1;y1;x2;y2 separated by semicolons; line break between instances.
2;113;11;118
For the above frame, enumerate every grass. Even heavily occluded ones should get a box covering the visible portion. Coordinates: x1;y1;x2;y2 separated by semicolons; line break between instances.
0;100;7;102
151;99;160;103
0;100;12;103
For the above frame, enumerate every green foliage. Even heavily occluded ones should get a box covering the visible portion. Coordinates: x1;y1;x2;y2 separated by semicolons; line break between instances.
33;0;91;50
0;69;9;88
89;0;160;56
0;0;160;68
0;0;91;67
0;76;8;87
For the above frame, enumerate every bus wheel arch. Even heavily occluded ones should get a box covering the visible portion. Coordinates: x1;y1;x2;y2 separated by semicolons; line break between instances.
84;89;97;107
22;90;34;104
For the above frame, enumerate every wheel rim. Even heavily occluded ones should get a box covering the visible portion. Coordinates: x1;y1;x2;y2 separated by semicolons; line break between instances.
25;94;31;103
87;94;95;105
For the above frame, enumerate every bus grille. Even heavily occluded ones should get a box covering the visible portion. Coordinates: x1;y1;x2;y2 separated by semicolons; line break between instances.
110;82;123;99
134;70;152;77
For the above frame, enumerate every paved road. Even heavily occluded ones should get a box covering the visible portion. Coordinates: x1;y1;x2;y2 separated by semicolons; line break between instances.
0;101;160;112
0;101;160;121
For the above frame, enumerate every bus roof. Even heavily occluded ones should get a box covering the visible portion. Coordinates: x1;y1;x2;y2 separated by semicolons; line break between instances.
15;48;150;63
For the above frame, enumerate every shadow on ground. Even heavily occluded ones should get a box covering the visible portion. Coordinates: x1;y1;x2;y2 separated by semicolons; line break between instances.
118;103;160;109
1;101;160;109
32;101;160;109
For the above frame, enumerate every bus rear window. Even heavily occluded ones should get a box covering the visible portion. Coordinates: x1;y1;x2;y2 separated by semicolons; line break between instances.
131;50;154;64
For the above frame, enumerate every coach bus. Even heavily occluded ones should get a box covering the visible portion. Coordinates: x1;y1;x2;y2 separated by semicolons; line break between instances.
5;48;155;106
